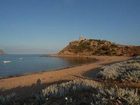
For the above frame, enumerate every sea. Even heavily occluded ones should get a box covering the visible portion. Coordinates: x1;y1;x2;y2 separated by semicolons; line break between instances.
0;54;96;78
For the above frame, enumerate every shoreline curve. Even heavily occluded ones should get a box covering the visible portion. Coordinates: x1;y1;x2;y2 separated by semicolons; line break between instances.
0;56;129;90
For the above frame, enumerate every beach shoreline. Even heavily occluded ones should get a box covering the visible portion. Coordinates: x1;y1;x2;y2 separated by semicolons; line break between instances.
0;56;98;79
0;56;130;90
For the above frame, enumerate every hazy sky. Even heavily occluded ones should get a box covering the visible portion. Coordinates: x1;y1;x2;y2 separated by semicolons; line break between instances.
0;0;140;54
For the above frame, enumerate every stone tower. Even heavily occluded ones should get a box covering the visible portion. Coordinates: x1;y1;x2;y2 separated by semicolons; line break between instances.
79;35;86;41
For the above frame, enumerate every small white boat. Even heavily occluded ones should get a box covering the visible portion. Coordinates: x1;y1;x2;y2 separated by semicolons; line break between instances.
3;61;11;64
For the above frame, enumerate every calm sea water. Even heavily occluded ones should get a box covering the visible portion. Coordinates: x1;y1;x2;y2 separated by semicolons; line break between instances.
0;54;96;78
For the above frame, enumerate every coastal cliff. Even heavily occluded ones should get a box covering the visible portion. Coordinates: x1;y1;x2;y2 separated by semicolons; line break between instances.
0;49;5;55
59;39;140;56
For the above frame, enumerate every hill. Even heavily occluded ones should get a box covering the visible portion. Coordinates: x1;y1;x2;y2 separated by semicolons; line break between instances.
58;39;140;56
0;49;5;55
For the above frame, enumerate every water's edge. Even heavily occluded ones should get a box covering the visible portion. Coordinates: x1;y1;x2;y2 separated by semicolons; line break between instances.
0;55;97;79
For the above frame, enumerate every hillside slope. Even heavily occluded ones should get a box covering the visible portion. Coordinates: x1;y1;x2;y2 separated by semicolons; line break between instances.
59;39;140;56
0;49;5;55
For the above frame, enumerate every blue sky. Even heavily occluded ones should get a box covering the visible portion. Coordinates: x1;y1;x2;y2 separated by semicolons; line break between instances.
0;0;140;54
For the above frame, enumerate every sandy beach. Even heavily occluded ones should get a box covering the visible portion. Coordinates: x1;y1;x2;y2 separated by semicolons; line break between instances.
0;56;129;90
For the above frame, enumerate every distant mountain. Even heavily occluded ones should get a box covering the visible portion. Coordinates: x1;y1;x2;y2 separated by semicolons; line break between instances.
59;39;140;56
0;49;5;55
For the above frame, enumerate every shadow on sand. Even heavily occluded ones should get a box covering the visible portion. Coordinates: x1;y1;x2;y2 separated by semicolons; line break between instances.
0;79;70;99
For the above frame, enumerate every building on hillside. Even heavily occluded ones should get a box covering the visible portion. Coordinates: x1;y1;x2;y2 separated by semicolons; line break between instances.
79;35;86;41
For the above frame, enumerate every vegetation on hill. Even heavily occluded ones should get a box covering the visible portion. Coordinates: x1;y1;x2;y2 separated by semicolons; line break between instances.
59;39;140;56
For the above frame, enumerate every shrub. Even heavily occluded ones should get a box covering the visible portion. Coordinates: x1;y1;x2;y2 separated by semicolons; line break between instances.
97;57;140;82
42;79;140;105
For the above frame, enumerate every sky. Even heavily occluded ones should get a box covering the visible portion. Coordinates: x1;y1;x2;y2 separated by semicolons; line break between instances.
0;0;140;54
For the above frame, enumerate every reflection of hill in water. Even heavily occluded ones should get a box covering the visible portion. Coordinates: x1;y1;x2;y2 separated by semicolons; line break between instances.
62;57;97;65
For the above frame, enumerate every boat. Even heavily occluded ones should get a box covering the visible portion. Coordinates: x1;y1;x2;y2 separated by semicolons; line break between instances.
3;61;11;64
19;58;23;60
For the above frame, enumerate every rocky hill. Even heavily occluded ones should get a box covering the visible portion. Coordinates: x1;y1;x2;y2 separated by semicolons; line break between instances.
58;39;140;56
0;49;5;55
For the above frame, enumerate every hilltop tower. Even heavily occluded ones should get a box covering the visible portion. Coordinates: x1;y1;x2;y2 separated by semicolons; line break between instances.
79;35;86;41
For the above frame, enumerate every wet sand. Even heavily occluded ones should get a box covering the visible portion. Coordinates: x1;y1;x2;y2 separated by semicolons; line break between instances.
0;56;129;90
